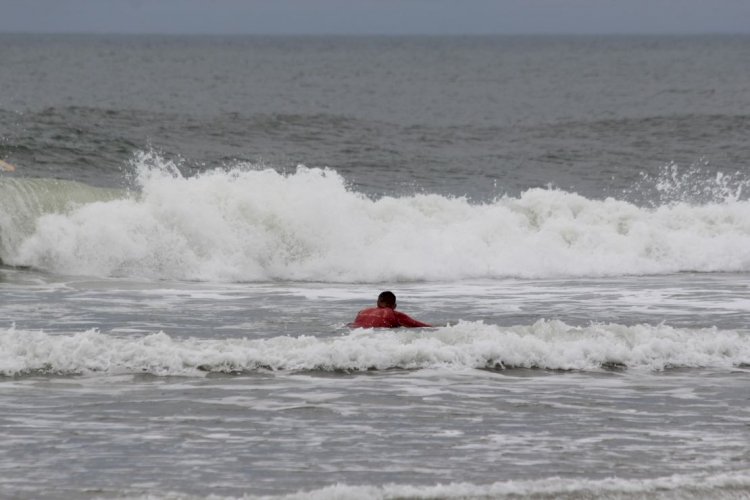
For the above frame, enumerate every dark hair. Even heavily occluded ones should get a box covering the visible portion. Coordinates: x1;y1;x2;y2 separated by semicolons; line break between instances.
378;291;396;307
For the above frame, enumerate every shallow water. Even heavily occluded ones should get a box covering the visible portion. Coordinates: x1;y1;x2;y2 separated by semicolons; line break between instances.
2;268;749;498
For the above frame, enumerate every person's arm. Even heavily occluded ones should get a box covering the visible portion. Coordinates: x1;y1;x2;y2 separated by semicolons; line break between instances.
394;311;431;328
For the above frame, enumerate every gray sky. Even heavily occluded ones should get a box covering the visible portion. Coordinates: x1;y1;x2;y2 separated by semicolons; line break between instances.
1;0;749;35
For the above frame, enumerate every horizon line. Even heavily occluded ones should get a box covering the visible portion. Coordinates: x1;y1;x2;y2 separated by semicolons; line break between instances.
2;30;749;37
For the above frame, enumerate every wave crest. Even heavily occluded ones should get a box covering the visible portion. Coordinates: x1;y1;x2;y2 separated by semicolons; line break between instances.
4;153;750;281
2;320;747;377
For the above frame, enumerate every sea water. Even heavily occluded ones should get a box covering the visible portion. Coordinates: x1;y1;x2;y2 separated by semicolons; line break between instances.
1;35;749;499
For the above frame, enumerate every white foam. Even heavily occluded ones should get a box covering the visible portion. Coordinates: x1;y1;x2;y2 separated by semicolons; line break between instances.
121;471;750;499
1;320;748;377
0;177;120;262
261;472;750;500
6;154;750;281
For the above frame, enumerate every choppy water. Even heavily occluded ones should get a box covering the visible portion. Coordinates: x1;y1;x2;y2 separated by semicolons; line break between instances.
1;35;749;499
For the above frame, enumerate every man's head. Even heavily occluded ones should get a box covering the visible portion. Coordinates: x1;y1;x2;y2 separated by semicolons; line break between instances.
377;291;397;309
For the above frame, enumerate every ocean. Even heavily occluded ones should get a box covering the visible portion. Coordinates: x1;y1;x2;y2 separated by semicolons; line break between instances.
1;34;749;499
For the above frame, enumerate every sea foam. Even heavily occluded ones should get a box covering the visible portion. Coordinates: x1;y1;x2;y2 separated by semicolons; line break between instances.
3;154;750;281
1;320;748;377
241;472;750;500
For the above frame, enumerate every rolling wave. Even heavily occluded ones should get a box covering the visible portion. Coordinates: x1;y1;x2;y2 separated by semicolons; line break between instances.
1;320;747;377
229;472;750;500
0;176;120;264
2;153;750;281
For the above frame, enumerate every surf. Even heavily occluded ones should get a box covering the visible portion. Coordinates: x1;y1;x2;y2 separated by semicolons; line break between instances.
3;153;750;282
2;320;748;377
0;176;121;266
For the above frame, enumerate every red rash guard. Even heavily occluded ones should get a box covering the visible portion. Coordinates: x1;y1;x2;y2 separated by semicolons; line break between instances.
350;307;431;328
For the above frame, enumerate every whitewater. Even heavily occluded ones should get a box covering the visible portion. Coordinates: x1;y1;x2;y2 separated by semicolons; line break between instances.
2;320;749;376
3;154;750;282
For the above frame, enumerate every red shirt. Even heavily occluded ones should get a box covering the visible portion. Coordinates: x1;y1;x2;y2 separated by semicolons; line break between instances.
350;307;431;328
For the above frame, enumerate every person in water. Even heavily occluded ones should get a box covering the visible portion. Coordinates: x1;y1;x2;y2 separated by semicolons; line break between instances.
350;291;431;328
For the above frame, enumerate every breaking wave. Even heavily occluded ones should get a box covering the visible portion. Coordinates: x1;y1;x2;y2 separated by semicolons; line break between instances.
2;153;750;281
221;472;750;500
1;320;748;377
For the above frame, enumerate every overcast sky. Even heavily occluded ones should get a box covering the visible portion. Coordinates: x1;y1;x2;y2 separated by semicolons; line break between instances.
1;0;749;35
